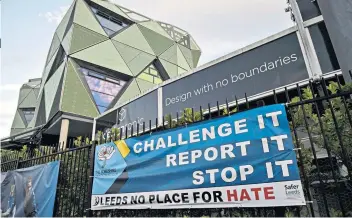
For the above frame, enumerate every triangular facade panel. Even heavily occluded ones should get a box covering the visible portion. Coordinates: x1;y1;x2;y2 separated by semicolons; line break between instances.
64;24;108;55
46;34;61;65
176;46;191;70
192;50;201;68
159;59;178;78
62;26;74;54
11;110;26;129
178;44;194;68
190;36;201;51
49;72;65;120
178;67;188;75
139;21;172;40
138;25;174;56
17;88;32;105
44;62;65;120
56;1;76;41
116;79;141;105
127;52;155;77
42;48;59;83
136;78;155;93
61;60;99;117
70;40;133;76
18;90;37;109
112;24;155;55
112;41;143;64
159;44;177;65
35;93;47;126
73;0;107;36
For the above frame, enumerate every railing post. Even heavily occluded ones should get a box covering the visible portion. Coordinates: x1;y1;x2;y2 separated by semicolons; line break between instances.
86;140;96;217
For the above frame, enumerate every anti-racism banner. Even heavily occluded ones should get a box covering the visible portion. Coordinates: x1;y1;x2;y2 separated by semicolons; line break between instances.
1;161;60;217
91;104;305;210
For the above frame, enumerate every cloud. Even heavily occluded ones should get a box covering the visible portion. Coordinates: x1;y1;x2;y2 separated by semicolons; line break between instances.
39;5;70;24
0;84;21;138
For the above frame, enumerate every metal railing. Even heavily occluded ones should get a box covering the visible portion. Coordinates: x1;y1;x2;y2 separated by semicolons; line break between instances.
1;75;351;217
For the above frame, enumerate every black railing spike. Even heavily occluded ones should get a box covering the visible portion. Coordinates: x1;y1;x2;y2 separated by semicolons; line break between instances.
192;108;194;122
136;123;139;136
225;98;229;116
273;89;278;104
200;106;203;120
119;127;123;140
208;103;211;119
149;120;152;133
235;96;239;111
162;116;165;130
169;115;172;129
217;101;220;116
245;93;249;109
176;112;179;126
125;126;128;139
155;118;158;131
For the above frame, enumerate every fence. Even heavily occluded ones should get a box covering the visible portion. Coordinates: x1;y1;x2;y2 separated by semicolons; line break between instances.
1;75;351;217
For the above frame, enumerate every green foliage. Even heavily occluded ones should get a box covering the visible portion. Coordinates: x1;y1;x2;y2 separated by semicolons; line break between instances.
222;107;238;115
289;81;352;176
330;208;343;217
164;108;203;129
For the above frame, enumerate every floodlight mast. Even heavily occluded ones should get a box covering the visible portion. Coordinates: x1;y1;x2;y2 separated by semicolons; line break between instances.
287;0;323;81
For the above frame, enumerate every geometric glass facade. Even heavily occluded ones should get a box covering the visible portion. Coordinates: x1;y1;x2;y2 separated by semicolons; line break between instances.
80;68;127;113
9;0;201;137
91;7;129;36
138;64;163;85
22;108;35;124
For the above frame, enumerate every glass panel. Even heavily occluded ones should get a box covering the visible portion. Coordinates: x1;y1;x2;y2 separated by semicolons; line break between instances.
91;6;129;35
91;91;114;108
80;67;127;113
154;77;162;85
98;106;107;114
22;108;35;124
149;68;158;76
138;73;154;83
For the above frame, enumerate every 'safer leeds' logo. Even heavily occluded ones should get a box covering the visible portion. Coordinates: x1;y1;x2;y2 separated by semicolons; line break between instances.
118;108;126;122
284;184;301;198
98;146;116;168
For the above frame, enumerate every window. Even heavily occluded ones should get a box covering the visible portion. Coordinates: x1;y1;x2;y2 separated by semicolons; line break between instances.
79;68;127;113
138;65;163;84
91;7;128;36
22;108;35;124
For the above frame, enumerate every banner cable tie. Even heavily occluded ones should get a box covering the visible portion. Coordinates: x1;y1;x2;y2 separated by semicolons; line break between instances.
293;148;302;151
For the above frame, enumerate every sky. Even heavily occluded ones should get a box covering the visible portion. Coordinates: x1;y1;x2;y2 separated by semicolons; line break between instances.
0;0;294;138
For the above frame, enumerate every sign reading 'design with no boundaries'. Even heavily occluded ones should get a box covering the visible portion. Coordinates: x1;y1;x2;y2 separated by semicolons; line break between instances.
91;104;305;210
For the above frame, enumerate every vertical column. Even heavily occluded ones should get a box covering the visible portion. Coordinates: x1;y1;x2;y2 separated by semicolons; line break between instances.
157;87;163;127
290;0;322;80
59;119;70;150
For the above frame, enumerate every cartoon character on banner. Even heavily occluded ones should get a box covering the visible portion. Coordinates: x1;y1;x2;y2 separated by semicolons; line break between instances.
1;184;16;217
24;177;37;217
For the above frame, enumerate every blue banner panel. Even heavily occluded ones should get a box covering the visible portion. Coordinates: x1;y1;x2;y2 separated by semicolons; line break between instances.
92;104;305;209
1;161;60;217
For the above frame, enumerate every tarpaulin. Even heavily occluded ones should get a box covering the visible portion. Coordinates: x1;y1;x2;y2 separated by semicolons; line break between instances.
1;161;60;217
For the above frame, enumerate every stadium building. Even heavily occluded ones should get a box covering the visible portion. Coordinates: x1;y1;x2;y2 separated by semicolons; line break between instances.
5;0;201;146
2;0;351;150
